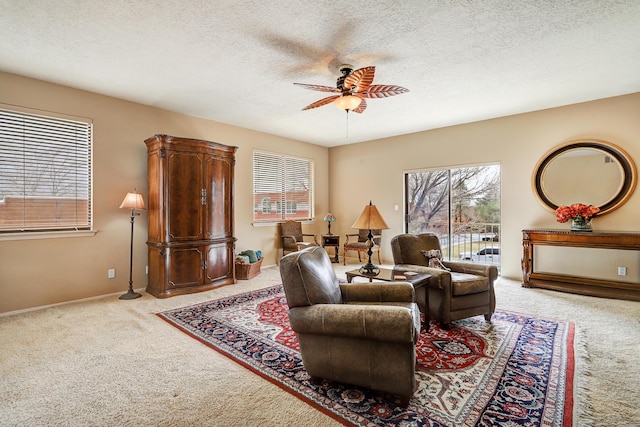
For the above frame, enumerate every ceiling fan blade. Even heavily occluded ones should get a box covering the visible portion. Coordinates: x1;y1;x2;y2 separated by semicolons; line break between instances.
360;84;409;99
301;95;340;110
343;66;375;93
351;98;367;113
293;83;340;93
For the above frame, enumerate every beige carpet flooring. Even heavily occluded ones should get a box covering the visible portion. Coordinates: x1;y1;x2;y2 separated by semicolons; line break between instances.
1;263;638;426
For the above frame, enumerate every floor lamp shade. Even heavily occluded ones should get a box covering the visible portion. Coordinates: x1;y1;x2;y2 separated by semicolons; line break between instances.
119;190;145;300
351;201;389;275
119;192;145;210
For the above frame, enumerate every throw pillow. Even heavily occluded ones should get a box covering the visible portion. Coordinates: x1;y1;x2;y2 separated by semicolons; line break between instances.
420;249;451;271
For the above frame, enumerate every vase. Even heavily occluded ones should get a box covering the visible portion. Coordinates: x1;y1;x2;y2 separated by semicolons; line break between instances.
571;216;592;232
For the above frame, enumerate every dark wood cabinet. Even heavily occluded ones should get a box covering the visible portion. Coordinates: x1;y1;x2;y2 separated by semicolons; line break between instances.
145;134;237;298
322;234;340;263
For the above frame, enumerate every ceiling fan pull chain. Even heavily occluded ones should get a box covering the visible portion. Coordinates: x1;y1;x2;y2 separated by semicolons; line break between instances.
345;110;349;138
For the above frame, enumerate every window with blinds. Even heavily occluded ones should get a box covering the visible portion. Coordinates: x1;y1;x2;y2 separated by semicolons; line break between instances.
253;150;313;222
0;107;93;233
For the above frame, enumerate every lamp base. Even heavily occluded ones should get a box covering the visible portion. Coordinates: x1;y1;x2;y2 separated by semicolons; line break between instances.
119;288;142;300
358;263;380;276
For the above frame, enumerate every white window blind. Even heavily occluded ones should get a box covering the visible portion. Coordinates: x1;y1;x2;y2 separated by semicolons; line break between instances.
253;150;313;222
0;108;92;232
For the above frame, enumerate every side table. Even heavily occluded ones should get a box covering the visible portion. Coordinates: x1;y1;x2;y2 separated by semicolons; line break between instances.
345;267;431;332
322;234;340;263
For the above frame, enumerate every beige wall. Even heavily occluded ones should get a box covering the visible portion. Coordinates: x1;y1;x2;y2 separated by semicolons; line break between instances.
0;72;329;313
329;92;640;281
2;70;639;313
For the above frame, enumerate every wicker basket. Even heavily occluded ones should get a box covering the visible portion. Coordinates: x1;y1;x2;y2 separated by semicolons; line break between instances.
235;258;262;280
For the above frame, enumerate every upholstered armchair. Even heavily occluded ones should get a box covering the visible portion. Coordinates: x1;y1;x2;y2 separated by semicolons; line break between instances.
391;233;498;328
343;229;382;265
279;246;421;406
280;220;319;257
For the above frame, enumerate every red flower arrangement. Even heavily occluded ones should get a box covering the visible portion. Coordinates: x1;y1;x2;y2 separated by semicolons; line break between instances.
554;203;600;223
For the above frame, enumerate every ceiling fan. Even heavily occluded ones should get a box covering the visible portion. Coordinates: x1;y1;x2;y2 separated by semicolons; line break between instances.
294;64;409;113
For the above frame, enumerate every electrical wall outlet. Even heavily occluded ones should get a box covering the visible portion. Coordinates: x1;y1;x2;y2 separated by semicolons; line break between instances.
108;269;116;279
145;265;148;274
617;266;627;276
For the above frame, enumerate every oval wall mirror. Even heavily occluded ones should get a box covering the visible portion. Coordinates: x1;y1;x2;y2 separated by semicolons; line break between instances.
532;139;637;216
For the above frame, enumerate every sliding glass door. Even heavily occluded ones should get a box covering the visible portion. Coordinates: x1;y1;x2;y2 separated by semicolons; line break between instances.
404;164;500;267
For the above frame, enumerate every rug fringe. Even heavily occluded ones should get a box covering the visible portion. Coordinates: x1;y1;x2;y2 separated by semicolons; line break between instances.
573;325;595;427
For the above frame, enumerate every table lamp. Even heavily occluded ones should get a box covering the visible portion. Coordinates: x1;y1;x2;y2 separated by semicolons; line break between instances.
323;212;336;235
351;201;389;275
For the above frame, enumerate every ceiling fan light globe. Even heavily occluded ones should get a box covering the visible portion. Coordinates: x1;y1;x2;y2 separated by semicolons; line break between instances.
333;95;361;111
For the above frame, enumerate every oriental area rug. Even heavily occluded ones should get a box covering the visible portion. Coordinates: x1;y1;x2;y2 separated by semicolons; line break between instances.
157;285;575;426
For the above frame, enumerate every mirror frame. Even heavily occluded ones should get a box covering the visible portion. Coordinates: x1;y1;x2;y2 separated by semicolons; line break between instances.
532;139;637;216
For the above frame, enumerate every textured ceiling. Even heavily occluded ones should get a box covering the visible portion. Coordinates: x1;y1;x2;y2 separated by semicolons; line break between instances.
1;1;639;147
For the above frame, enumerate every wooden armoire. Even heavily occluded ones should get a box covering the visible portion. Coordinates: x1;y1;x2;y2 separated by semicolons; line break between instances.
145;134;237;298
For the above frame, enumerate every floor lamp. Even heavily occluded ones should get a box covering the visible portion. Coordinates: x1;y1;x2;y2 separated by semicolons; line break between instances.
351;200;389;275
119;190;145;300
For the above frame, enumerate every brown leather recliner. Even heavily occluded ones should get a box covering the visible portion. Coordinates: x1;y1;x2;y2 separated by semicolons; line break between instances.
391;233;498;327
279;246;421;406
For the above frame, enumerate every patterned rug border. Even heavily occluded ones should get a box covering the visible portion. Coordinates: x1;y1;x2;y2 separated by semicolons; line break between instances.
155;285;352;426
156;284;577;427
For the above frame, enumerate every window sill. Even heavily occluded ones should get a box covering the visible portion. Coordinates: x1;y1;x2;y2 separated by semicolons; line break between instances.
0;230;98;241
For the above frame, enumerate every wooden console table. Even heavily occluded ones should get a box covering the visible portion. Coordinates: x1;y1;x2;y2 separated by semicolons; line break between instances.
522;229;640;301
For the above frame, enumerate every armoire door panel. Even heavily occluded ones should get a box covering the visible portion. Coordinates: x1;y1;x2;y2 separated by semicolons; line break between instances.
205;156;233;239
146;245;163;296
167;247;204;288
205;243;233;283
167;151;204;240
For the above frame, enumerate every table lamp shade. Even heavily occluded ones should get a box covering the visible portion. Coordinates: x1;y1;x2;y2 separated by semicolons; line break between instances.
351;201;389;230
119;192;145;210
323;213;336;222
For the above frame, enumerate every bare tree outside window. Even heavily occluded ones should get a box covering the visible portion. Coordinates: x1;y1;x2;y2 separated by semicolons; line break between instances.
405;165;500;266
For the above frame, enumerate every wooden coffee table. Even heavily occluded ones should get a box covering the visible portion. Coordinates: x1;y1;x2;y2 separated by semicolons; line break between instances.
345;267;431;332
